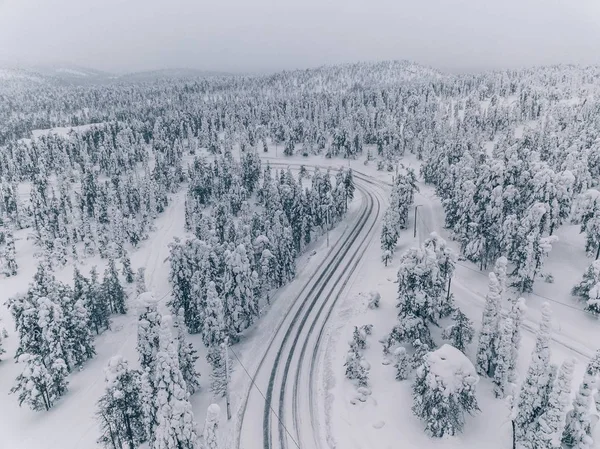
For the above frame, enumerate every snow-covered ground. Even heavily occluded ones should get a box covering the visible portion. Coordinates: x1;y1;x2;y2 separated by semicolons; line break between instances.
321;153;600;449
1;146;598;449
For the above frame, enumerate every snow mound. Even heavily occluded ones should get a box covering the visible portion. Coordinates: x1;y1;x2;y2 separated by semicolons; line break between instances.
137;291;158;306
206;403;221;422
426;344;479;393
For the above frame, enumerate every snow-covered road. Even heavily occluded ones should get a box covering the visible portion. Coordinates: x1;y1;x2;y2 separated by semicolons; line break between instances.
236;166;386;449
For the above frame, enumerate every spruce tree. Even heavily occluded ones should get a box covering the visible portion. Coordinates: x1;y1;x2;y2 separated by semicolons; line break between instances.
515;304;555;445
135;267;147;295
150;318;200;449
572;261;600;314
532;358;575;449
96;356;146;449
493;317;514;399
203;404;221;449
202;281;225;348
412;345;479;437
442;308;474;353
174;310;201;395
137;293;162;371
3;227;18;276
88;266;111;334
103;257;127;314
11;353;69;411
476;272;501;376
561;351;600;449
394;346;410;380
121;251;134;284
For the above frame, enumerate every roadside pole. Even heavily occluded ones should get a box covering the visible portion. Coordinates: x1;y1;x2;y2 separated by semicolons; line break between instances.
224;337;232;420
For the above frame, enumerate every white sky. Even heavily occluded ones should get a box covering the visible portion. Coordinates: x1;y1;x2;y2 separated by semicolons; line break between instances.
1;0;599;74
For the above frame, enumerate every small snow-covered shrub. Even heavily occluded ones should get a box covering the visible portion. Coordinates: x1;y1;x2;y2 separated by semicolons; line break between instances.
368;291;380;309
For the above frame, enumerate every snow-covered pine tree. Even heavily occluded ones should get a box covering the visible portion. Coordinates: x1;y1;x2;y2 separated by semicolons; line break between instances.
344;342;369;387
586;283;600;314
3;226;18;276
202;281;225;348
121;250;134;284
493;256;508;299
572;261;600;314
476;272;502;376
573;188;600;259
493;317;514;399
442;308;474;353
137;292;162;371
87;266;111;334
561;350;600;449
64;297;96;367
96;356;146;449
394;346;410;380
150;317;200;449
135;267;147;296
412;344;479;437
223;243;258;337
380;210;398;265
203;404;221;449
174;309;201;395
515;303;555;445
510;203;558;293
10;353;68;411
102;257;127;314
508;297;527;383
531;358;575;449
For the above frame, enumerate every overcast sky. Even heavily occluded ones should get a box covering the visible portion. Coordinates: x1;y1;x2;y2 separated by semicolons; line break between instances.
1;0;599;74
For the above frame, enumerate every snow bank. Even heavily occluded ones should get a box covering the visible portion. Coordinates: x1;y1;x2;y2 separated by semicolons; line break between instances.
426;344;479;393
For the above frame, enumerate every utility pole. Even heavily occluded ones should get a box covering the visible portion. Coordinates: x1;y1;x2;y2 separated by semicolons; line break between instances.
413;205;422;238
223;337;232;420
326;207;330;248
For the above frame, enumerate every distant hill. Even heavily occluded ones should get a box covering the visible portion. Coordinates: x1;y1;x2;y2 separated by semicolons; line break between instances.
115;68;236;81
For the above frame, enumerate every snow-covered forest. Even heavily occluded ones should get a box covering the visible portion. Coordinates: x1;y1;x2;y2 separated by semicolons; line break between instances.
1;60;600;449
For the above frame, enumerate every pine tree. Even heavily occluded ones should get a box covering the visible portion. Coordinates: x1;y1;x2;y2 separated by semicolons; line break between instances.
96;356;146;449
65;298;96;367
561;352;600;449
174;310;201;395
203;404;221;449
150;318;200;449
380;211;398;265
223;244;258;337
344;342;369;387
493;256;508;299
3;227;18;276
508;297;527;382
137;293;162;371
88;266;111;334
207;343;231;398
11;353;68;411
121;251;134;284
531;358;575;449
103;257;127;314
135;267;147;295
515;304;555;445
442;309;474;353
412;345;479;437
394;346;410;380
476;272;501;376
572;261;600;313
202;281;225;348
493;317;514;399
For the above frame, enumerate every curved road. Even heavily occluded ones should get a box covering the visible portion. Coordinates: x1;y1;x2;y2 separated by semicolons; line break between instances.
236;165;386;449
